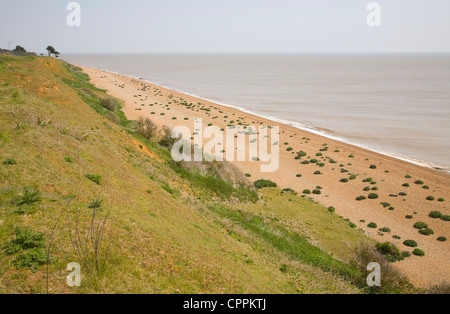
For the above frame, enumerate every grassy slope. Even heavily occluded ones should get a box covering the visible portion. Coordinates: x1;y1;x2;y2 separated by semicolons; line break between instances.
0;55;404;294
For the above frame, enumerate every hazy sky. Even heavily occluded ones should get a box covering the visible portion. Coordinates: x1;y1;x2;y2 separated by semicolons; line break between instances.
1;0;450;54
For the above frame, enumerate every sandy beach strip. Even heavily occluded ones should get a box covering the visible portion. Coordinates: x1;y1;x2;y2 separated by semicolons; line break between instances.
79;65;450;288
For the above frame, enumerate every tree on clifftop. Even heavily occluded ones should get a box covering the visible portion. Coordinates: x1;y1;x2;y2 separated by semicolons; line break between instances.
46;46;60;57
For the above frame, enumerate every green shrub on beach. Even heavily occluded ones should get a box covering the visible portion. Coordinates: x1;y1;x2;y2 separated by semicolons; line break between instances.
429;211;442;219
413;222;428;229
419;228;434;236
254;180;277;189
403;240;418;247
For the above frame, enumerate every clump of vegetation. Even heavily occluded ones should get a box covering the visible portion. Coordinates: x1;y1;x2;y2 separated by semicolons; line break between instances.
419;229;434;236
412;249;425;257
85;174;102;185
2;227;46;272
379;227;391;233
328;206;335;213
2;158;17;165
340;178;349;183
414;180;424;185
437;198;445;202
426;196;435;201
99;98;118;111
254;179;277;189
429;211;442;219
356;196;366;201
380;202;391;208
302;189;311;195
369;165;377;169
367;222;377;229
312;189;321;195
137;116;157;140
441;215;450;221
16;187;41;206
351;243;414;294
413;222;428;230
437;237;447;242
403;240;418;248
375;242;404;262
368;193;379;200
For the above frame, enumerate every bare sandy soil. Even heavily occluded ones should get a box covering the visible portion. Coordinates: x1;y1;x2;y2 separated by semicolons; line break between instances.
80;65;449;288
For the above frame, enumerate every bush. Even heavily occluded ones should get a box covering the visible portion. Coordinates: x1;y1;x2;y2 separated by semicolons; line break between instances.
356;196;366;201
403;240;418;248
429;211;442;219
419;228;434;236
380;202;390;208
85;174;102;185
254;179;277;189
351;243;415;294
12;248;46;272
437;237;447;242
441;215;450;221
302;189;311;195
3;227;45;254
137;116;157;140
16;187;41;206
312;189;321;195
414;180;424;185
438;198;445;202
402;183;410;187
413;222;428;229
340;178;349;183
379;227;391;233
159;125;177;148
99;98;118;111
370;165;377;169
367;222;377;228
375;242;404;262
313;171;322;175
368;193;379;200
2;158;17;165
328;206;335;213
412;249;425;257
405;215;413;219
402;251;411;258
296;174;302;178
426;196;435;201
3;227;46;272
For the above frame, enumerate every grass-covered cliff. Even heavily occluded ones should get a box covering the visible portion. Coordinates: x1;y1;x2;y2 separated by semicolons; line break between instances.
0;55;416;294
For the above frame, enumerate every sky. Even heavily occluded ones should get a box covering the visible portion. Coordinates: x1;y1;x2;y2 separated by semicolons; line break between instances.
1;0;450;54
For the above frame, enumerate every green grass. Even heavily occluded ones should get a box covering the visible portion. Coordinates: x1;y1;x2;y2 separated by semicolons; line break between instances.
0;55;415;294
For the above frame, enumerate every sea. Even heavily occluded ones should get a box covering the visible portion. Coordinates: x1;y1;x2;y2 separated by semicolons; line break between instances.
62;53;450;171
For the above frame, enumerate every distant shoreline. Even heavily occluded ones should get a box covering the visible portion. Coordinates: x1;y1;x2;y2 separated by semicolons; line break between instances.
69;61;449;173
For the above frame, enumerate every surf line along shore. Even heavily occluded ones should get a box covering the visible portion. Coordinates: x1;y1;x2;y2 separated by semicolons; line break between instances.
79;65;450;288
183;298;266;311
